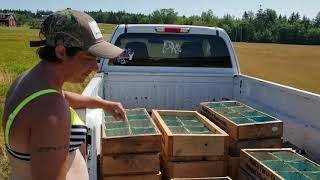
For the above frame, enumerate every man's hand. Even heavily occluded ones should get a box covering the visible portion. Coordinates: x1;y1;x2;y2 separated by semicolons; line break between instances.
63;91;127;121
101;101;127;121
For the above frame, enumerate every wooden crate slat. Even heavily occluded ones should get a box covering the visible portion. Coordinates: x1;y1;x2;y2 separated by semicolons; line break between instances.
199;101;283;140
237;168;256;180
161;143;226;161
227;156;240;180
172;135;226;157
229;137;283;156
103;171;162;180
101;153;160;176
163;159;227;179
101;135;161;155
237;122;283;140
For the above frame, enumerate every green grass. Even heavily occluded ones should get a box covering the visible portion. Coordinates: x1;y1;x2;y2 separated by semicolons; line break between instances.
0;128;9;180
234;42;320;94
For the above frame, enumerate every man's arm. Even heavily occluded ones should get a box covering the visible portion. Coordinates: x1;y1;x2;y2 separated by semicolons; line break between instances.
63;90;126;121
30;94;69;180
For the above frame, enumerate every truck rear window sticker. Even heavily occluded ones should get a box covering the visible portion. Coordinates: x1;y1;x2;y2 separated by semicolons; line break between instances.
162;41;181;55
116;49;134;64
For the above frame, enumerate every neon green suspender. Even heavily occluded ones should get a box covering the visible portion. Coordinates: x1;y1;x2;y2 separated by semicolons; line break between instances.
5;89;59;148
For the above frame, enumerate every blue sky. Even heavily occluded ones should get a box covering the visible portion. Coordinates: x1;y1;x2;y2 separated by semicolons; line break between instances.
1;0;320;19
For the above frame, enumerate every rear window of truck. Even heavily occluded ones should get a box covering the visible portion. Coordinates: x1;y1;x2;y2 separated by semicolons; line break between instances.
109;33;232;68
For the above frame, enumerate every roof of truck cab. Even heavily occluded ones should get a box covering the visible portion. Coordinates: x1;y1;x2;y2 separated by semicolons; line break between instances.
117;24;228;37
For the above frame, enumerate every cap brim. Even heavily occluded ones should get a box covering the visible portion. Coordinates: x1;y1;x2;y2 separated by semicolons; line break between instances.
88;41;123;59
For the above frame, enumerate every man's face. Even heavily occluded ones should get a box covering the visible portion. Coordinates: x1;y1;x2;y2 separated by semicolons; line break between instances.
65;50;98;83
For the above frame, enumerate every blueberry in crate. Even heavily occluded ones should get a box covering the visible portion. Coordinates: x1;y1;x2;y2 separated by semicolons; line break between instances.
228;106;253;113
162;115;178;121
261;160;296;172
222;101;241;107
223;112;243;119
164;120;183;126
169;126;189;134
105;127;130;137
105;121;128;129
127;114;148;120
249;152;279;161
206;103;225;108
250;116;276;122
303;172;320;179
277;172;310;180
181;120;204;127
287;160;320;172
178;115;197;121
131;127;156;135
229;117;255;124
186;126;212;134
271;151;305;161
240;111;265;117
129;120;152;128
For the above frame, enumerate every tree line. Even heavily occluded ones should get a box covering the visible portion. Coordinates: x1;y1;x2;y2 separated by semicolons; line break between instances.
1;8;320;45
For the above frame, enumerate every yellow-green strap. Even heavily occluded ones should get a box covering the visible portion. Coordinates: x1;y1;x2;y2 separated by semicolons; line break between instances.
69;107;84;125
5;89;59;148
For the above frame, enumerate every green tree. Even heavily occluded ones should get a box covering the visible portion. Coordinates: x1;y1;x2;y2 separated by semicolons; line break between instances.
314;12;320;27
201;9;218;26
150;9;178;24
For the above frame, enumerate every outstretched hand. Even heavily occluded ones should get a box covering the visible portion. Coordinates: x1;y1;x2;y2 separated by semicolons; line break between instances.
102;101;127;121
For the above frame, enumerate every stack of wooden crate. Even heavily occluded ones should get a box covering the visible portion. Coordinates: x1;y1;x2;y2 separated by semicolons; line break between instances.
198;101;284;179
100;108;162;180
152;110;229;180
239;148;320;179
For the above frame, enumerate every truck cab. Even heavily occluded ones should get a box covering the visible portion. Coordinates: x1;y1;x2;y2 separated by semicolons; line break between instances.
82;24;320;179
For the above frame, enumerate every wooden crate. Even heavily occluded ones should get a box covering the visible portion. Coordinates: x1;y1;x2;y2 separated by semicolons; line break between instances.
229;137;283;156
101;108;161;155
101;153;160;176
227;155;240;180
162;158;227;179
240;148;320;180
199;101;283;141
101;108;162;176
152;110;229;161
103;171;162;180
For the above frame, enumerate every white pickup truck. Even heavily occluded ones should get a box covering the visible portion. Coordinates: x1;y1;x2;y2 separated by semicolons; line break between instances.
79;24;320;179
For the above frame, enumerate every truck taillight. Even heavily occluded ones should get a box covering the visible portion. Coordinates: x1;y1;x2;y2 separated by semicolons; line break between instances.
155;27;190;33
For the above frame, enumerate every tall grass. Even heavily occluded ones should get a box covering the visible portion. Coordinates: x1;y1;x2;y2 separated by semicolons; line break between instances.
0;128;10;180
234;42;320;94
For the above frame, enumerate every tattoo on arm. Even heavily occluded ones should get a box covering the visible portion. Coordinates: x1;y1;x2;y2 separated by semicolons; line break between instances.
37;145;68;153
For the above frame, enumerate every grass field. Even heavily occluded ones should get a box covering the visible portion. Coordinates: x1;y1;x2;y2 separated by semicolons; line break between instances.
0;24;320;178
234;42;320;94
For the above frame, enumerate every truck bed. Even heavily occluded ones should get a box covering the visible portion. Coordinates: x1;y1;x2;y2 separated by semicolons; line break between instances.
82;72;320;179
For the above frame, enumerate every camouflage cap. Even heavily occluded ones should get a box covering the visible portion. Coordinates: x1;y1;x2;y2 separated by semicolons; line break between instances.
31;9;123;59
